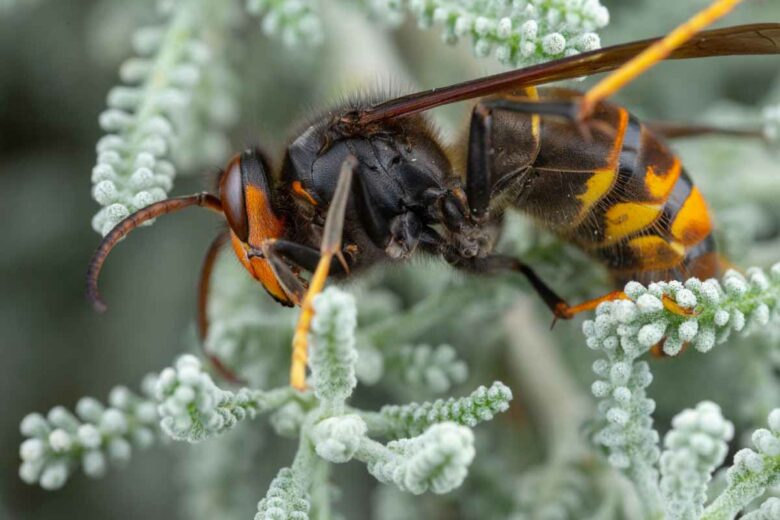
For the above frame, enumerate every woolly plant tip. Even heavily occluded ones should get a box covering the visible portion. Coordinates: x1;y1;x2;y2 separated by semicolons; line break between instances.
402;0;608;67
387;344;468;394
742;497;780;520
91;2;236;236
366;422;476;495
583;266;780;359
156;355;263;443
378;381;512;438
308;287;358;409
703;408;780;520
18;378;158;489
246;0;324;47
255;467;311;520
310;414;367;463
659;401;734;520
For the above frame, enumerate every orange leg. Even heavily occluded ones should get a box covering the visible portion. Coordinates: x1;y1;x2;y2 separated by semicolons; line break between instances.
290;156;356;390
651;340;691;358
554;291;628;320
661;294;698;317
197;231;247;384
579;0;744;119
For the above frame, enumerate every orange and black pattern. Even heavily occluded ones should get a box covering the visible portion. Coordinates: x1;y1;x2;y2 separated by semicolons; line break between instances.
491;88;719;285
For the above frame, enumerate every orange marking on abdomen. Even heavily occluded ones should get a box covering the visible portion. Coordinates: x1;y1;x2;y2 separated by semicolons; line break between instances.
574;108;629;220
628;235;685;271
671;187;713;246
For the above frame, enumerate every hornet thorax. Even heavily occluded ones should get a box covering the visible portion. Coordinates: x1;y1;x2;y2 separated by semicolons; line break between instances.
280;107;493;270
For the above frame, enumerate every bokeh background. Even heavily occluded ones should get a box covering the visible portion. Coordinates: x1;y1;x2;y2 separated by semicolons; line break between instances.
2;0;779;518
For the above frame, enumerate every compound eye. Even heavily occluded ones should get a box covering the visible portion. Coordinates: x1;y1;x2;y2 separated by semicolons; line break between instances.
219;156;249;242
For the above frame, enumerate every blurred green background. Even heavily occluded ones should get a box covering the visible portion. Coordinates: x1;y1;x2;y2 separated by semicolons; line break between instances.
1;0;779;518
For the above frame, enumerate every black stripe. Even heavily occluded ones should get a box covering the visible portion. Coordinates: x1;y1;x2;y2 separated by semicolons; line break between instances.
658;167;694;234
684;233;716;263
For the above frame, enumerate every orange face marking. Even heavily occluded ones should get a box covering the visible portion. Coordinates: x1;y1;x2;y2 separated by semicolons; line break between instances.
230;233;292;305
645;157;682;201
671;187;713;246
229;184;292;305
292;181;318;206
628;235;685;271
245;185;285;245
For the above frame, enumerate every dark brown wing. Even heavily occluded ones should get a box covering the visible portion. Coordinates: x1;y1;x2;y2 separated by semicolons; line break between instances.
359;24;780;125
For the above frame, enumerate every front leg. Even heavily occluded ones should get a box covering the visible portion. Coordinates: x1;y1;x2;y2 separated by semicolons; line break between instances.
290;156;357;390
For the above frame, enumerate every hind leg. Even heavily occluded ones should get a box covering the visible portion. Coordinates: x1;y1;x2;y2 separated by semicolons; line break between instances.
579;0;744;118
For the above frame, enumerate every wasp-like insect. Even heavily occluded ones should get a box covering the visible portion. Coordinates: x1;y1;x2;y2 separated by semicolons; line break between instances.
87;0;779;388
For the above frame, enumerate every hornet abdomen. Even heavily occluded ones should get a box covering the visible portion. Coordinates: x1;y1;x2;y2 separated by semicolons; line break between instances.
488;88;719;285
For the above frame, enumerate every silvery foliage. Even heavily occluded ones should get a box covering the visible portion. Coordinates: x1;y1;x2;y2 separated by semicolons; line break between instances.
246;0;324;47
91;0;238;236
155;354;295;442
251;287;513;516
19;287;512;517
369;0;608;65
582;265;780;519
703;410;780;520
659;402;734;520
383;343;469;394
764;103;780;143
19;376;158;489
742;498;780;520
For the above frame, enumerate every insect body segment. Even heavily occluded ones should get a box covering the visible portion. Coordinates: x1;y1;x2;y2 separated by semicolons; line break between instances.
486;89;717;285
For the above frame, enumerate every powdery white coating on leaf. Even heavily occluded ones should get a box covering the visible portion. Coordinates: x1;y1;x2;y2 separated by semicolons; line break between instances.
659;401;733;520
311;414;367;463
91;1;237;236
380;0;608;66
366;422;476;495
378;381;513;437
386;343;468;394
156;355;265;443
583;265;780;362
308;288;359;409
742;497;780;520
254;467;311;520
18;375;159;489
246;0;324;47
703;408;780;520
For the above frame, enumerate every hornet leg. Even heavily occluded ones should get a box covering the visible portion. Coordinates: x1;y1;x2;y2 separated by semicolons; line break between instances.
579;0;744;119
453;253;630;322
197;231;246;384
246;238;353;305
289;156;356;390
